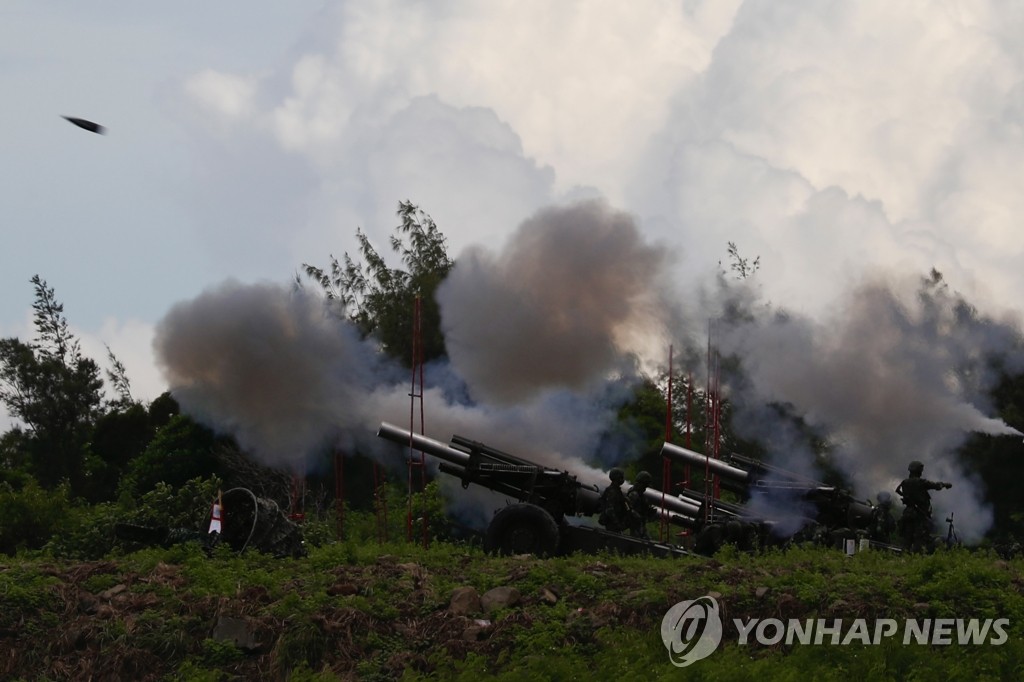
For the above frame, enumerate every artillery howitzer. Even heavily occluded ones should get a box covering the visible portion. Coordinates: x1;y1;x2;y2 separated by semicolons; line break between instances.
661;442;901;553
377;422;699;557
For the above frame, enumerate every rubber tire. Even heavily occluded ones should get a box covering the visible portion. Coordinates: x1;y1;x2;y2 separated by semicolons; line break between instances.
484;503;561;557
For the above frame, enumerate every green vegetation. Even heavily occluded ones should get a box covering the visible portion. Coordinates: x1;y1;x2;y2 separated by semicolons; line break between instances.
1;541;1021;680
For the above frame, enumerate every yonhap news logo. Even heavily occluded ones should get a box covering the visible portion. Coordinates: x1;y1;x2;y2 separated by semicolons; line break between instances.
659;595;724;667
661;595;1010;666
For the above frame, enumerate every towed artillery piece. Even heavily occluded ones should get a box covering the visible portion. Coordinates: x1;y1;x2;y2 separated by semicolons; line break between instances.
377;422;897;557
661;442;901;554
377;422;698;558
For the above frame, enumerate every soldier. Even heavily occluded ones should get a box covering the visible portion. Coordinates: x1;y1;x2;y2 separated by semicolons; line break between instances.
895;460;952;552
598;468;631;533
625;471;658;538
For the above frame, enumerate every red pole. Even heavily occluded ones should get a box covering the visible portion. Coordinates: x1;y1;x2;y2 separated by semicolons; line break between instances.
334;450;344;540
685;371;692;488
373;463;388;543
290;472;306;522
660;345;673;542
407;296;429;548
417;299;428;548
704;323;712;523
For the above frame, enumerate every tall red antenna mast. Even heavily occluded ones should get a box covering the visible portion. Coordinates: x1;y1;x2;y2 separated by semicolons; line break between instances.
660;345;673;542
334;450;345;540
373;462;389;543
406;295;428;547
703;320;722;522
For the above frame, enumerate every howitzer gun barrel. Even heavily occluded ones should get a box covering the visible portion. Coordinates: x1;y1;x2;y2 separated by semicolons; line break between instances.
377;422;471;467
661;442;752;483
660;508;701;530
639;487;702;517
679;488;744;517
449;434;544;468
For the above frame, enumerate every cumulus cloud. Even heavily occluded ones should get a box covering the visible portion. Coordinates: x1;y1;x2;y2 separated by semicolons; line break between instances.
171;0;1024;324
632;0;1024;315
183;69;259;122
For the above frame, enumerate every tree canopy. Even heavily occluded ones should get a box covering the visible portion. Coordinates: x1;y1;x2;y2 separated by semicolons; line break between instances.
301;200;453;366
0;276;104;489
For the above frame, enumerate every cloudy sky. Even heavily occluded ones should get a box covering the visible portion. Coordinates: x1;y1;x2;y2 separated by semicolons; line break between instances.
4;1;1024;434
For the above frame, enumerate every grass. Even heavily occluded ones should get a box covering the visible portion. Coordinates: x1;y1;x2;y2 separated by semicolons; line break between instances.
0;540;1022;680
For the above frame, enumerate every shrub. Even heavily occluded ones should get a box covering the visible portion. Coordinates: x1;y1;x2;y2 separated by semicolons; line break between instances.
45;476;223;560
0;479;73;554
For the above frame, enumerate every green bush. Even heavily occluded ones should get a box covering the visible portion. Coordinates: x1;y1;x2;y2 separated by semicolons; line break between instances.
119;415;223;496
0;478;73;554
44;476;222;560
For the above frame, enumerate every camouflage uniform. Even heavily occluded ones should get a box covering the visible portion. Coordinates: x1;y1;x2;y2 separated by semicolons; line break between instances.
625;471;657;538
896;461;952;552
598;468;631;533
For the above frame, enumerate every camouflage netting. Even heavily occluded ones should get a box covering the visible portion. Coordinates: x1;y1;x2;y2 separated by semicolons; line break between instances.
220;488;305;558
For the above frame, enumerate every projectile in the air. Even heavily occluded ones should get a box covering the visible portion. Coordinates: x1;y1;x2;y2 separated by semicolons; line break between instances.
62;116;106;135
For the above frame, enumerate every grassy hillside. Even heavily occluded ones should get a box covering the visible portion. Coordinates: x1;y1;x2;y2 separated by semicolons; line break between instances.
2;540;1022;681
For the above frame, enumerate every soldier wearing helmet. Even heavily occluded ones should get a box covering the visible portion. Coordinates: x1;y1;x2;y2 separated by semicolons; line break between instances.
598;468;630;532
626;471;658;538
896;460;952;552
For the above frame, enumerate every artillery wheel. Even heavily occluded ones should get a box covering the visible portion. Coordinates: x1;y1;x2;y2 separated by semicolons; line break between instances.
484;503;561;557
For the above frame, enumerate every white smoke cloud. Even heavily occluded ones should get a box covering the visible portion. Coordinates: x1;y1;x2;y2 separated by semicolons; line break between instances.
714;273;1024;541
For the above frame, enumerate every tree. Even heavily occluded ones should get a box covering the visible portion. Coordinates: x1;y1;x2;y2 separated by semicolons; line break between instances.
720;241;760;280
81;402;154;503
104;344;134;408
301;201;453;366
0;276;104;490
118;414;224;496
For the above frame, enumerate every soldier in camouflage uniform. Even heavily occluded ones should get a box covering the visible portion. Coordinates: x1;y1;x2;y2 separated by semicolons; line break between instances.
625;471;658;538
598;468;631;533
895;460;952;552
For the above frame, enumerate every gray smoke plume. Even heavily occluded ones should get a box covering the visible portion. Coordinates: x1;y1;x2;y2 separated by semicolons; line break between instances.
154;280;396;471
714;273;1024;542
437;199;672;404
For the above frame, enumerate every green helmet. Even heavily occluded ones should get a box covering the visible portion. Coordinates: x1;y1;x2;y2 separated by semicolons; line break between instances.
609;468;625;484
634;471;652;487
908;461;924;474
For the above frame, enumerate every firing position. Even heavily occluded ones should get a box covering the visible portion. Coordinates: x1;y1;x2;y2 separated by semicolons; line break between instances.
895;460;952;552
